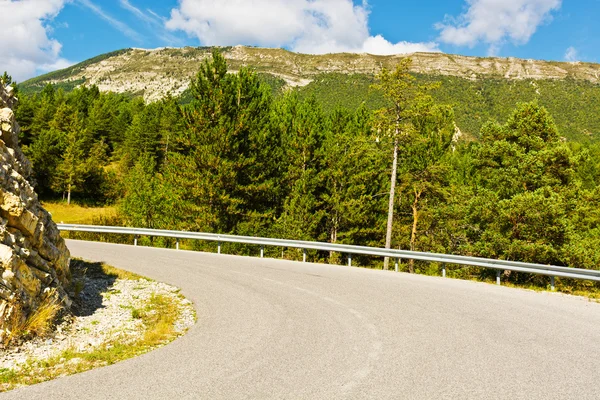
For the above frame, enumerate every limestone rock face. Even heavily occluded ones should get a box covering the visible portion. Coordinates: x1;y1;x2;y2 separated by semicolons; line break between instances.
0;82;71;344
27;46;600;103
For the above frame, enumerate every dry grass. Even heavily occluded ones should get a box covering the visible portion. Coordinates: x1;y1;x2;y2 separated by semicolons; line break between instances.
100;262;145;281
42;202;117;225
3;289;62;347
70;258;145;284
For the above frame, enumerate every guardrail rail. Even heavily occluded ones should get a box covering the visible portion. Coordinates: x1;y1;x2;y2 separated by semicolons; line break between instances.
57;224;600;290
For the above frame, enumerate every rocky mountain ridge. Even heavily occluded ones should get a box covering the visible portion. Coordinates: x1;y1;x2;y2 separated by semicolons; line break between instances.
21;46;600;103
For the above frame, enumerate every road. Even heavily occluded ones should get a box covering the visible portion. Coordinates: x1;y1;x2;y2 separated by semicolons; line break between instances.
4;240;600;399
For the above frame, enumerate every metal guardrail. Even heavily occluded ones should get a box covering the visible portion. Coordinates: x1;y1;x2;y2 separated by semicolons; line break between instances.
57;224;600;289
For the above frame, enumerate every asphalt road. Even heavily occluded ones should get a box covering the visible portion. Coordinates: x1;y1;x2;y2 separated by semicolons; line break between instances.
4;240;600;399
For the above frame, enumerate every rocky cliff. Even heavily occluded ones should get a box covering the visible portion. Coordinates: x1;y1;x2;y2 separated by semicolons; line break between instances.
0;82;71;345
20;46;600;103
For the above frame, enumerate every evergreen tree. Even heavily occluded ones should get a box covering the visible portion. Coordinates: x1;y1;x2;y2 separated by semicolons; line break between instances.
158;95;186;166
372;58;446;269
164;49;277;234
122;103;162;168
24;102;76;195
30;85;58;143
87;95;115;143
68;85;100;118
274;95;326;242
1;72;10;85
320;106;387;255
399;103;455;272
120;154;172;229
80;139;109;201
53;117;89;204
15;94;36;145
465;102;578;269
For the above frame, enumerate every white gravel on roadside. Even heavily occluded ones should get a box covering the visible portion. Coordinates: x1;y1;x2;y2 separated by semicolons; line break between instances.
0;272;195;370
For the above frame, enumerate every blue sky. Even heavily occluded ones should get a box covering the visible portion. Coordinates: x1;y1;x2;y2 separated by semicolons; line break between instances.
2;0;598;81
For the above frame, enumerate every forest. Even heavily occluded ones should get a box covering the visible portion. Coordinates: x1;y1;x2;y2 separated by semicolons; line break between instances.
5;51;600;288
297;72;600;143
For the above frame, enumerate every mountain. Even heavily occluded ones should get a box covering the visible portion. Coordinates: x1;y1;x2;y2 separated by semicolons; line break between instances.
20;46;600;142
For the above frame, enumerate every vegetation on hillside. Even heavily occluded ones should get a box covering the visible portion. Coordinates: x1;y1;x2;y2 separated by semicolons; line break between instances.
19;49;131;95
298;73;600;142
17;47;600;143
7;50;600;290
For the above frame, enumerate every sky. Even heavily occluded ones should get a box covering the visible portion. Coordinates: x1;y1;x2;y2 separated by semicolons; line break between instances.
1;0;599;82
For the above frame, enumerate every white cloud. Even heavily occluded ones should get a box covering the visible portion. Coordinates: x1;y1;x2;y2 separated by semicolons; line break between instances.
119;0;183;45
78;0;142;42
165;0;440;55
120;0;159;26
147;9;166;22
564;46;578;62
361;35;440;55
38;58;75;74
436;0;561;55
0;0;71;82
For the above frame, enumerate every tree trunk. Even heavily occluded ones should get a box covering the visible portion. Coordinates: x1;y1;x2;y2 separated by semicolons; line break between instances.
67;184;72;206
383;137;399;270
329;217;338;261
164;133;170;166
409;188;422;274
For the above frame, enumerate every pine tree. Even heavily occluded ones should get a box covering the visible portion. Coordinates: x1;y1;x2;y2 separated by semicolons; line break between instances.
122;104;162;168
465;102;578;268
1;72;12;86
320;106;388;257
164;49;277;234
53;116;90;204
87;95;116;144
399;104;455;272
274;95;326;243
372;58;444;269
120;154;172;229
24;103;76;195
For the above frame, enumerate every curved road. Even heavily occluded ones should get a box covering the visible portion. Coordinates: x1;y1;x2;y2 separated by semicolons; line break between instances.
4;240;600;399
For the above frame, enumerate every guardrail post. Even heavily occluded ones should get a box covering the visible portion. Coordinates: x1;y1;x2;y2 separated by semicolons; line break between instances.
218;241;221;254
260;245;264;258
395;258;399;272
57;224;600;287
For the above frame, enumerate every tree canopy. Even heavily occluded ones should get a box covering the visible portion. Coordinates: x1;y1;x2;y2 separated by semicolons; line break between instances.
9;54;600;288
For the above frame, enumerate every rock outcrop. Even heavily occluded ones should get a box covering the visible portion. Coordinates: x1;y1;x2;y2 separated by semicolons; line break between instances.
0;82;71;345
20;46;600;103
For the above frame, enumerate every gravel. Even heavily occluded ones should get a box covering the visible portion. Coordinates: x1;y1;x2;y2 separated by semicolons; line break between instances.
0;264;195;370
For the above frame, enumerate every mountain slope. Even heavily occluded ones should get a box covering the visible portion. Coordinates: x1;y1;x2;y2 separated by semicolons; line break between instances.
20;46;600;141
297;72;600;142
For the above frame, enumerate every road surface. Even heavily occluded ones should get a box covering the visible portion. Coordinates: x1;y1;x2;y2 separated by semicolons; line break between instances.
4;240;600;399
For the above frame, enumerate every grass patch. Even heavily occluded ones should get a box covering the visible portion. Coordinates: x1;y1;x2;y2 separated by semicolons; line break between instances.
438;263;600;299
101;264;145;281
0;369;17;384
42;201;117;225
3;289;63;348
0;288;188;392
